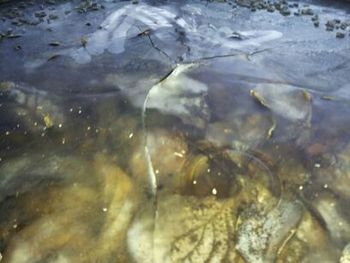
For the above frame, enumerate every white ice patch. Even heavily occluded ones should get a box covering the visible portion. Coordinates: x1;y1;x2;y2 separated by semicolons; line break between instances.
146;64;209;127
331;84;350;100
63;4;186;64
253;83;312;122
194;25;282;48
26;3;282;68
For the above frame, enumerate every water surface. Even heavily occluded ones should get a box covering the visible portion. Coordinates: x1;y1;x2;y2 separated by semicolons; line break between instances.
1;0;350;262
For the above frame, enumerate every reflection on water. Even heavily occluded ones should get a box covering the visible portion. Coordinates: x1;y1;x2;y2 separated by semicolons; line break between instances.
1;0;350;262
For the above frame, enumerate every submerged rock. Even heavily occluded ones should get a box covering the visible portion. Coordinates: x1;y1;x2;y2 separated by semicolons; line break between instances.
315;144;350;200
127;143;281;262
129;128;189;190
312;192;350;246
236;200;303;263
1;154;137;263
341;243;350;263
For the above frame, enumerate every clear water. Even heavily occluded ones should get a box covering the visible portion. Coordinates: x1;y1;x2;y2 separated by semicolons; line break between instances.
1;0;350;262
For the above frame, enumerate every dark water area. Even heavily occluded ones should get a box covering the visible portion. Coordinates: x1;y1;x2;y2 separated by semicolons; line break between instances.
1;0;350;262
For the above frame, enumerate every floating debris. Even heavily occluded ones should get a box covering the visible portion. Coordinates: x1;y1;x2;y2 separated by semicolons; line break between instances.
230;31;246;40
137;28;151;37
0;31;22;40
320;95;335;101
49;41;60;46
47;54;61;61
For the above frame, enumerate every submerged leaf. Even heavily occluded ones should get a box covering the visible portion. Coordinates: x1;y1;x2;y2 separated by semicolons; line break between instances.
43;114;54;128
320;95;335;101
253;84;312;122
250;89;270;108
266;118;276;139
128;195;243;263
47;54;61;61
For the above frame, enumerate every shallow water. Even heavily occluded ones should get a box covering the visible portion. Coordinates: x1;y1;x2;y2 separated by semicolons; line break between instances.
1;0;350;262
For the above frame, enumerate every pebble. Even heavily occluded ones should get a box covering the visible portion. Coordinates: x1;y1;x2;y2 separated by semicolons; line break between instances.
311;15;319;22
336;32;345;38
280;8;291;16
326;20;336;31
34;11;47;18
301;8;314;16
267;6;275;12
340;23;348;30
106;0;346;42
48;14;58;20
